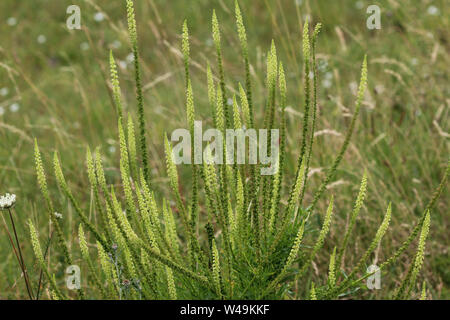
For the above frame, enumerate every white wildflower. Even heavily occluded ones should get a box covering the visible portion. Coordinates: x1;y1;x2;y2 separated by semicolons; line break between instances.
0;193;16;209
10;103;20;112
111;40;122;49
94;12;105;22
7;17;17;26
427;6;439;16
118;60;128;69
80;42;90;51
0;87;9;97
126;53;135;64
37;35;47;44
322;79;332;89
54;212;63;219
205;38;214;47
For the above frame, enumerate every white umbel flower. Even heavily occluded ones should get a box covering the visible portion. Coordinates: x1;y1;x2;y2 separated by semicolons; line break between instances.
54;212;63;219
0;193;16;209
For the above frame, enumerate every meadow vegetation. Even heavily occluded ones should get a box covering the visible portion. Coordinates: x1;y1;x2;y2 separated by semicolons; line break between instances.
0;0;448;299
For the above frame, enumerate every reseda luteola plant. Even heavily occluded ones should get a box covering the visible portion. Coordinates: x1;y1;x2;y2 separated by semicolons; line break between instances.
29;0;449;300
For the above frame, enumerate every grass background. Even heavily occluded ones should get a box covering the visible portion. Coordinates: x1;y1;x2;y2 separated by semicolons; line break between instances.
0;0;448;299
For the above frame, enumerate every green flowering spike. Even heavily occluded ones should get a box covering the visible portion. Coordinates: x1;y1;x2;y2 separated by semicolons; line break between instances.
269;62;287;227
79;224;89;259
211;239;222;297
279;62;287;108
212;10;221;59
328;247;337;288
337;171;368;266
139;170;163;236
310;282;317;300
411;211;431;287
309;55;368;213
119;121;140;231
127;114;138;180
186;79;195;133
182;20;190;86
86;147;97;189
264;40;277;137
110;187;138;242
163;199;180;256
235;1;248;61
126;0;137;46
54;151;109;251
202;150;220;219
267;40;278;92
300;19;311;145
302;20;310;65
290;21;311;207
86;147;108;234
118;119;130;177
135;186;157;248
166;266;177;300
29;220;45;267
288;22;314;211
164;134;179;194
401;210;431;298
35;140;72;265
126;0;149;185
238;83;250;128
300;23;322;205
34;139;52;210
109;50;123;121
313;196;334;252
215;86;225;134
207;62;217;125
235;0;253;125
29;219;65;300
420;281;427;300
54;151;68;191
235;172;245;230
94;147;108;194
212;10;230;128
232;94;242;129
286;160;306;215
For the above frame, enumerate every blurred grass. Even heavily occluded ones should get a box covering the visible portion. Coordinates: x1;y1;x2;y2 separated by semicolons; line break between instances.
0;0;448;299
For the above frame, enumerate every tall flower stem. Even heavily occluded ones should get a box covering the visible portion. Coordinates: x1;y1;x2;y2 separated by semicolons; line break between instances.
36;229;54;300
7;208;34;299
